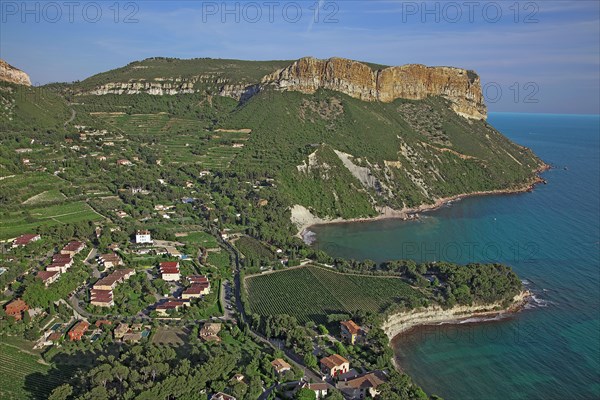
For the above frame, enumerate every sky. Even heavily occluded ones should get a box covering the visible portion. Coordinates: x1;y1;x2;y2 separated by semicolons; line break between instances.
1;0;599;114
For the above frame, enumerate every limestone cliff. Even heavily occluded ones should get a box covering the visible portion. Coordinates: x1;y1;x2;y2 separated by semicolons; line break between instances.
261;57;486;119
78;56;487;119
381;291;530;340
0;59;31;86
87;79;196;95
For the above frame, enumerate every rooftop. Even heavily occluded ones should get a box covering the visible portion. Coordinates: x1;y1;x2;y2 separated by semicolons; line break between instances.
37;271;59;281
13;234;40;245
63;241;84;251
321;354;349;369
341;320;361;335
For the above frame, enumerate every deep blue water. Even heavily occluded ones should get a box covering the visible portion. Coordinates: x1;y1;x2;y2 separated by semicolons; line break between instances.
312;113;600;400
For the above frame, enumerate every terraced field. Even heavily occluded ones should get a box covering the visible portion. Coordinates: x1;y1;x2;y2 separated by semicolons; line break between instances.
89;112;249;168
245;265;424;324
0;343;74;399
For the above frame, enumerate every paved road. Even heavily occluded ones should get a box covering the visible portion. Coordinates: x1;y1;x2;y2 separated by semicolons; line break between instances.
220;280;235;320
84;248;100;278
215;230;333;390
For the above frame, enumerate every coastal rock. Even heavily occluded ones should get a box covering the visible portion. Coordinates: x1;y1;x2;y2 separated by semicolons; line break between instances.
0;59;31;86
381;291;530;340
262;57;486;119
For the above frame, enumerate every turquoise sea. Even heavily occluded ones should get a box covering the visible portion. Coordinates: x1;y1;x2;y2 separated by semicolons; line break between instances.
312;113;600;399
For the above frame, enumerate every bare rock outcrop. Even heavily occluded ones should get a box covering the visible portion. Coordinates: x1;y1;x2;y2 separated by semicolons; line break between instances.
88;80;195;95
262;57;486;119
0;59;31;86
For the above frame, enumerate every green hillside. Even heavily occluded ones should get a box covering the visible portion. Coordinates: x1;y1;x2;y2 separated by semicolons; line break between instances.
223;89;542;215
0;81;71;135
0;56;544;239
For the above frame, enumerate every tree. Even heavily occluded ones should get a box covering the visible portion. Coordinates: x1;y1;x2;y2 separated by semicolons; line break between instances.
317;325;329;335
303;353;318;369
325;389;344;400
295;388;316;400
49;384;73;400
334;341;347;356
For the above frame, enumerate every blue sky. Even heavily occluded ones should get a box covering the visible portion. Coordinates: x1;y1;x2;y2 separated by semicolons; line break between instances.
1;0;598;114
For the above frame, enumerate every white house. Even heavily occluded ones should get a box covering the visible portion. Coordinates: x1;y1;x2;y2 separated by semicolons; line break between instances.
135;230;152;244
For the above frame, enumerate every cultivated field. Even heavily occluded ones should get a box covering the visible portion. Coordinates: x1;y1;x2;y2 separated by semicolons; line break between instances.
0;343;73;399
245;265;424;324
0;172;67;204
0;201;104;239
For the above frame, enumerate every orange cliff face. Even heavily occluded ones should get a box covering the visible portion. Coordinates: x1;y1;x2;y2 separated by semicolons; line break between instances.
261;57;487;120
0;59;32;86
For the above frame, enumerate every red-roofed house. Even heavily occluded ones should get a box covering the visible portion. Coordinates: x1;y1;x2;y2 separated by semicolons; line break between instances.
187;275;209;284
155;299;187;316
61;241;85;256
91;289;114;307
159;261;180;281
340;320;364;345
320;354;350;378
37;270;60;286
336;370;388;399
182;281;210;299
12;234;41;247
68;321;89;341
53;254;72;262
89;269;135;307
4;299;29;321
46;262;70;273
93;269;135;291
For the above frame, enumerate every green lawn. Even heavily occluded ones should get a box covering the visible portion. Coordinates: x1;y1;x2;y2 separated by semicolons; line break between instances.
206;250;230;269
0;201;104;239
179;231;219;248
245;265;424;325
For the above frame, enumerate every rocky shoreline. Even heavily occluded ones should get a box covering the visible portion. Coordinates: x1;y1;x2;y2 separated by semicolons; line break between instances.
381;290;532;341
294;165;550;241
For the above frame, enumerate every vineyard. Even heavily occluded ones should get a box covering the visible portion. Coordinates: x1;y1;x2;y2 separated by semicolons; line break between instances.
0;343;74;399
245;265;425;324
235;236;276;266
